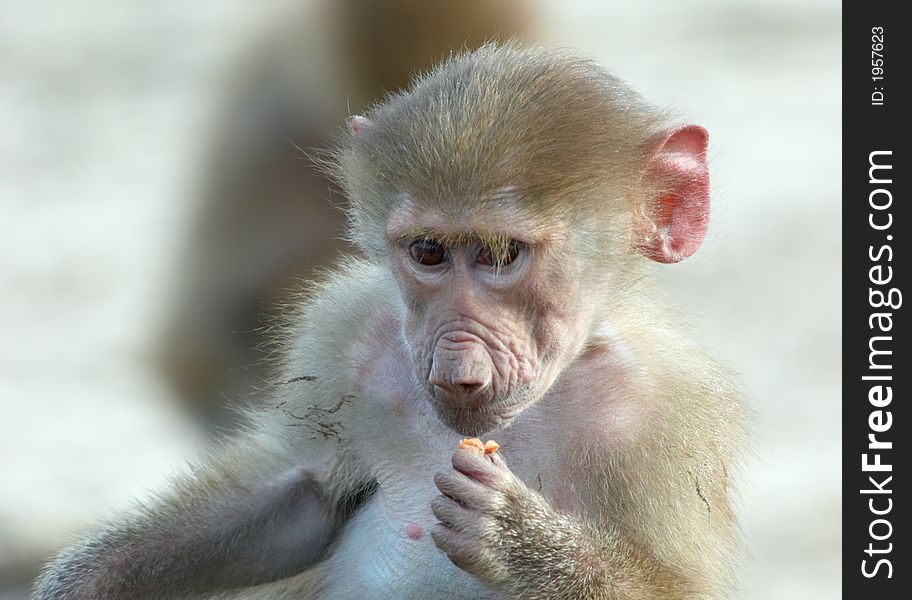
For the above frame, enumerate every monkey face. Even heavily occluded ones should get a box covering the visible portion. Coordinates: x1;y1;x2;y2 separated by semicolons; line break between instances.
387;202;593;436
335;44;711;434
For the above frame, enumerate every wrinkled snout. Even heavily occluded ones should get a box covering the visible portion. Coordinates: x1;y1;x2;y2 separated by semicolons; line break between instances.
429;343;493;405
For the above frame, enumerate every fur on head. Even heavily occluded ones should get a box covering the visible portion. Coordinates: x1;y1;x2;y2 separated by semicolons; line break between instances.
329;43;674;267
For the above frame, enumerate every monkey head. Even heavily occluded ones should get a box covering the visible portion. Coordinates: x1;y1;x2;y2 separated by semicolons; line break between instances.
332;44;710;435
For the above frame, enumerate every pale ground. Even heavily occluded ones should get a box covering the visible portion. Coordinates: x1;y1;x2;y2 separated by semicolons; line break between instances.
0;0;840;598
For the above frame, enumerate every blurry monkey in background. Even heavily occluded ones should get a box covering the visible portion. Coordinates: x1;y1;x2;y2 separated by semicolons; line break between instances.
38;44;744;599
158;0;536;424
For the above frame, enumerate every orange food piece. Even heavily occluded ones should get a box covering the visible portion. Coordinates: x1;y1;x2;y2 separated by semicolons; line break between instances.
459;438;485;452
458;438;500;455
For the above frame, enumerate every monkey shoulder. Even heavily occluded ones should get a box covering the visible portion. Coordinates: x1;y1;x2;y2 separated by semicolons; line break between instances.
273;258;418;432
280;259;400;375
539;322;745;465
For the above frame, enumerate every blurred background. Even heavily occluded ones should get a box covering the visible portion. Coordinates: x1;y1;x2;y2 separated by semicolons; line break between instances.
0;0;840;598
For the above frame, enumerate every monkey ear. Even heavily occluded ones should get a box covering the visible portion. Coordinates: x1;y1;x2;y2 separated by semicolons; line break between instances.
349;115;371;137
639;125;710;264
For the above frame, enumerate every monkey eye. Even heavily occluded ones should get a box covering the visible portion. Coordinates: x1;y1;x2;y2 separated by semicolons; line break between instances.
477;240;522;267
408;240;447;266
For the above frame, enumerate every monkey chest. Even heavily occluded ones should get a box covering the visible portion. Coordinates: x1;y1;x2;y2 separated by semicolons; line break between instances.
315;423;575;598
315;489;495;599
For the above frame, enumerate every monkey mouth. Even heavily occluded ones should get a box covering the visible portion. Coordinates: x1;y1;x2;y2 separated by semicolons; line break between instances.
430;393;531;436
439;408;510;436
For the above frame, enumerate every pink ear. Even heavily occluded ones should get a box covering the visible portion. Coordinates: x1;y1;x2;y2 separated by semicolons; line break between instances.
349;115;370;137
640;125;710;264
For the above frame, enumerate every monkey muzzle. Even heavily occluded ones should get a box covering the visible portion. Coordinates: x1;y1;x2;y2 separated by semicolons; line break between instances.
429;343;494;408
423;330;533;435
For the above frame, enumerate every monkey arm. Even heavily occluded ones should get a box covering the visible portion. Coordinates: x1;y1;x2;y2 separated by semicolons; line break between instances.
433;443;733;600
497;439;738;599
33;425;372;600
490;496;701;600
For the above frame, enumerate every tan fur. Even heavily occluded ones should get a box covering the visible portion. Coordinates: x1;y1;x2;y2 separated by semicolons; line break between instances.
325;43;670;291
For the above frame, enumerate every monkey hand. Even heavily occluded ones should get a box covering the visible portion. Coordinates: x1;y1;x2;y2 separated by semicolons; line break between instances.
432;446;576;591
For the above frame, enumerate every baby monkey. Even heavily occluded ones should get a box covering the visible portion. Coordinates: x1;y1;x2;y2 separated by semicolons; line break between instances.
36;43;744;600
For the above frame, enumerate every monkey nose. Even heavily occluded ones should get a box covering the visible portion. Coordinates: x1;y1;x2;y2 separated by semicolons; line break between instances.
429;346;493;398
433;380;487;394
431;368;491;393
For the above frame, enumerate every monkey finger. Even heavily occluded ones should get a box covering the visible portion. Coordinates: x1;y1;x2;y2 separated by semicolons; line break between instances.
430;524;483;569
431;495;488;534
434;471;502;511
485;450;508;470
431;524;505;584
451;448;513;492
430;523;468;560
